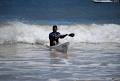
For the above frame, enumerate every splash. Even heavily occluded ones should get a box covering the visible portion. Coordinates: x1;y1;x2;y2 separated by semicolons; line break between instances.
0;21;120;45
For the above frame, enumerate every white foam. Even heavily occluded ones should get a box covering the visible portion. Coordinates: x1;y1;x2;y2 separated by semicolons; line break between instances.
0;21;120;44
49;79;60;81
61;59;71;65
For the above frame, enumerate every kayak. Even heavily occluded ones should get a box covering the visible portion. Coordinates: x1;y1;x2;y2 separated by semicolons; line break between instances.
48;42;69;53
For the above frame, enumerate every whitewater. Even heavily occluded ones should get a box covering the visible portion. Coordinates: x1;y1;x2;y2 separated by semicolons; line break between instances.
0;21;120;81
0;21;120;45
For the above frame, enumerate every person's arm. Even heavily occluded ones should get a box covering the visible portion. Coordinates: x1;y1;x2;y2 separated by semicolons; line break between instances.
49;33;54;46
59;34;68;39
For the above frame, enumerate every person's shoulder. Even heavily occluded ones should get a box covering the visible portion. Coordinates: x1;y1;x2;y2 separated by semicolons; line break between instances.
49;32;60;35
49;32;53;35
49;32;52;36
56;32;60;34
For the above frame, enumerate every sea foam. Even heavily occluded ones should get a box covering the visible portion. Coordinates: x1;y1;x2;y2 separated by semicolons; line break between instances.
0;21;120;44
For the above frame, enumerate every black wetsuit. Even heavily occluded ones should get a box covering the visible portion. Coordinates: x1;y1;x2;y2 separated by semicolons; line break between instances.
49;32;67;46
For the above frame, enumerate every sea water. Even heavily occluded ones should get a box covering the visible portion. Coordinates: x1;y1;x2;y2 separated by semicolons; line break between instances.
0;42;120;81
0;22;120;81
0;0;120;81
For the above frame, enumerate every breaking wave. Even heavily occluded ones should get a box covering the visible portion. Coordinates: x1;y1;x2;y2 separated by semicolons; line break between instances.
0;21;120;45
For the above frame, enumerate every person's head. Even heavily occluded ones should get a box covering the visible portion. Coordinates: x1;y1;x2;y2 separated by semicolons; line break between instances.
53;25;57;32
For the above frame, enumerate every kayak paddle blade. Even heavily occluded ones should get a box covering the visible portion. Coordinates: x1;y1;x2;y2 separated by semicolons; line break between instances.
68;33;75;37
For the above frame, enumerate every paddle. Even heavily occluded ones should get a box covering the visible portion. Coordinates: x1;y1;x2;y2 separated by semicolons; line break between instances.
68;33;75;37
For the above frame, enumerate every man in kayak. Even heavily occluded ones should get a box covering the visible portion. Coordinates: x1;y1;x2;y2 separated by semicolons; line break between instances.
49;25;68;46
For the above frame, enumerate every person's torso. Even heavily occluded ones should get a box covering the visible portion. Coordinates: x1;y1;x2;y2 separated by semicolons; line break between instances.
49;32;60;40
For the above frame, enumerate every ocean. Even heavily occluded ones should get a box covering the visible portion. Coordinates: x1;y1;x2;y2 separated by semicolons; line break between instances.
0;0;120;24
0;0;120;81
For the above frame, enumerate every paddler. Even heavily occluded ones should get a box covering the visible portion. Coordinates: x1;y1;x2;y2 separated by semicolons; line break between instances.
49;25;68;46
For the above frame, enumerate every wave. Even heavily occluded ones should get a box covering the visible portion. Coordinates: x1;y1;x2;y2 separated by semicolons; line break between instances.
0;21;120;45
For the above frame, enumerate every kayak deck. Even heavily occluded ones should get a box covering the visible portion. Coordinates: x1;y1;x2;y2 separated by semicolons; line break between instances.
49;42;69;53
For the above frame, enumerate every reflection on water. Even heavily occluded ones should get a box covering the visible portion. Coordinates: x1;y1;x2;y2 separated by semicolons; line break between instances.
0;43;120;81
50;50;69;59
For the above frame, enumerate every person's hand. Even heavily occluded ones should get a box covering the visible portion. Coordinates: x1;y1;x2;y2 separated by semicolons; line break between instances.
68;33;75;37
66;34;68;36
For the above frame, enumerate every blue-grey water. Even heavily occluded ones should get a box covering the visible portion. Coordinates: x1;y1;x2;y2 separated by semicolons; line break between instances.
0;0;120;24
0;43;120;81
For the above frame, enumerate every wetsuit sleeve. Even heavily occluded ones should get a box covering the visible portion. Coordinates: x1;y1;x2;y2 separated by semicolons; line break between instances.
49;33;52;40
59;34;68;39
49;33;54;46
